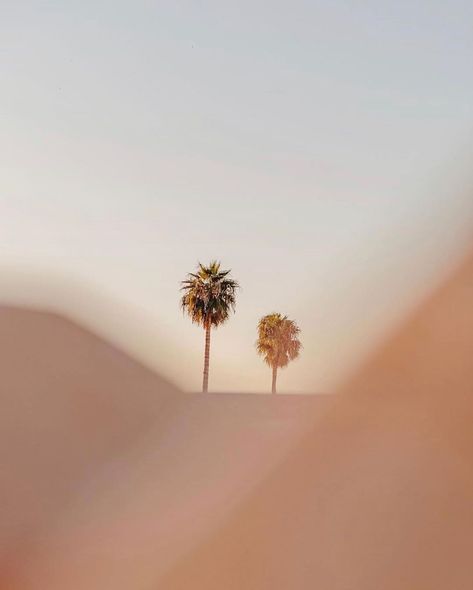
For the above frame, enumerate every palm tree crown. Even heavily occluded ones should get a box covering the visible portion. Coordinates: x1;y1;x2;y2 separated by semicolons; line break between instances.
181;261;239;329
256;313;301;393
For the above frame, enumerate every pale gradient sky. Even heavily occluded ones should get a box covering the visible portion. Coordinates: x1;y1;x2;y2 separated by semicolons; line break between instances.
1;1;473;392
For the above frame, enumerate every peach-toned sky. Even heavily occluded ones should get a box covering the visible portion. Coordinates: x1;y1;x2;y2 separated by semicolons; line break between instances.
1;1;473;392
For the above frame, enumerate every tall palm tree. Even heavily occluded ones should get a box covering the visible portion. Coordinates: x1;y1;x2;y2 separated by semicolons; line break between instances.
181;261;239;393
256;313;302;394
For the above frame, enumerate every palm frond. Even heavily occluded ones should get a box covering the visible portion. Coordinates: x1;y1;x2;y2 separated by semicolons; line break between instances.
180;261;239;329
256;312;302;369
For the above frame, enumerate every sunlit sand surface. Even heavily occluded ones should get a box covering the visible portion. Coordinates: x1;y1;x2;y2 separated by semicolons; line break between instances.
1;250;473;588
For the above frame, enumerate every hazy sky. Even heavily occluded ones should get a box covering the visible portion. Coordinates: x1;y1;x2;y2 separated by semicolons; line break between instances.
1;1;473;392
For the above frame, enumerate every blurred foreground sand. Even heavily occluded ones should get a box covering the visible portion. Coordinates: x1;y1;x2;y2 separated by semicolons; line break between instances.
1;250;473;589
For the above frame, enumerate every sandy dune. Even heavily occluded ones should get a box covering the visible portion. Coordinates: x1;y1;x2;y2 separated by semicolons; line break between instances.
161;252;473;590
1;251;473;589
0;307;332;588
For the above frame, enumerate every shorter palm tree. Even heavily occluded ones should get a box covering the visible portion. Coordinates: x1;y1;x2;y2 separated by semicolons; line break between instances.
256;313;301;394
181;261;239;393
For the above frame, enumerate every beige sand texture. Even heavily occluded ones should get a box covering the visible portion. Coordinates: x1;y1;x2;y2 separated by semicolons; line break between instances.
161;251;473;590
0;306;332;589
1;250;473;589
0;307;178;583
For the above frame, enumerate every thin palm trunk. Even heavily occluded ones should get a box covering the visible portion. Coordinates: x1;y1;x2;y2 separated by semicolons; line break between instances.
271;365;277;394
202;324;211;393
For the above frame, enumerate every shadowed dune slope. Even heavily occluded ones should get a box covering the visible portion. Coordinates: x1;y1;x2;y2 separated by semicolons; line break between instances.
0;306;179;557
0;306;332;589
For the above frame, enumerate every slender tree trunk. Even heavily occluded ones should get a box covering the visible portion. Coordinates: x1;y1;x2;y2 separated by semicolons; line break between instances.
202;324;211;393
271;365;277;394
